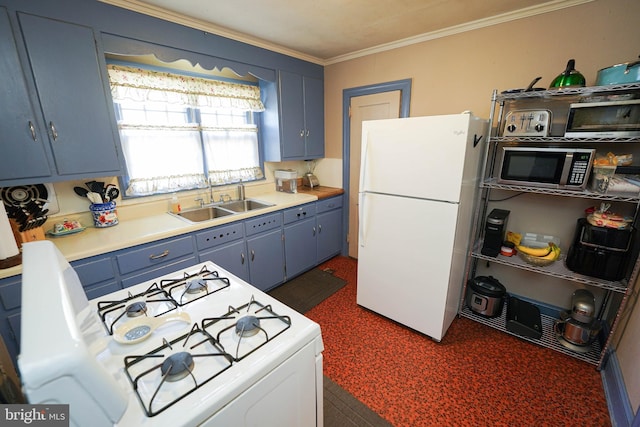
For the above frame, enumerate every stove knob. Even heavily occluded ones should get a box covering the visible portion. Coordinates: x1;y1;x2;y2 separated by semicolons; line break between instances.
506;124;516;133
534;123;545;132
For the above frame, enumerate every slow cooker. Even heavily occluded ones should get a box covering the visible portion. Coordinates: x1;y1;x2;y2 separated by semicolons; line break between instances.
466;276;506;318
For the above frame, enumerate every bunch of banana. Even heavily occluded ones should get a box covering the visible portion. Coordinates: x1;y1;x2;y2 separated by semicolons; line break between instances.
505;231;561;261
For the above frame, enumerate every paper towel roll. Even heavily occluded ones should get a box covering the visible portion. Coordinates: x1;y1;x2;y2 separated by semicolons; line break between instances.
0;202;20;260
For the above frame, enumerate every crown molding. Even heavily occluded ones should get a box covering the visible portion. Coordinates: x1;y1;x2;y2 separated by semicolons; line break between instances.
324;0;595;65
98;0;325;65
100;0;594;67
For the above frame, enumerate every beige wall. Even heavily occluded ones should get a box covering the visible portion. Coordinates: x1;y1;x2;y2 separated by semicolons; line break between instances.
324;0;640;412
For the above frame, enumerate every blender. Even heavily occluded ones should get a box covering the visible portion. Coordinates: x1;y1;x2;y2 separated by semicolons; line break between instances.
303;160;319;188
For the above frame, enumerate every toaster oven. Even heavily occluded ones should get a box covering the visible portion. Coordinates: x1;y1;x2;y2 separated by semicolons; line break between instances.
565;99;640;138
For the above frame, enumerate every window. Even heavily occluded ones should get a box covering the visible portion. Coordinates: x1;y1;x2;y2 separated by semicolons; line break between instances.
107;64;265;197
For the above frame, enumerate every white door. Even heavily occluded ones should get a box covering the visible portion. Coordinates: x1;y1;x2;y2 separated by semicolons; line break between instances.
348;91;401;258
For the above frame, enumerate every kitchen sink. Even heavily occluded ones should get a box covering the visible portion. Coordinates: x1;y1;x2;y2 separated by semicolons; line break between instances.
170;206;235;223
218;199;274;212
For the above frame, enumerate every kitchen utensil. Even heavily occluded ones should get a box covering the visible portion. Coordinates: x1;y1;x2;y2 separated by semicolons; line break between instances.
73;186;89;198
113;312;191;344
104;185;119;202
549;59;586;88
596;56;640;85
86;192;103;204
85;181;106;197
466;276;506;317
501;77;545;94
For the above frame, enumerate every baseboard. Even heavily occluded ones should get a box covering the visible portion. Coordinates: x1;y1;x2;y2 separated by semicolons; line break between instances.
601;350;635;427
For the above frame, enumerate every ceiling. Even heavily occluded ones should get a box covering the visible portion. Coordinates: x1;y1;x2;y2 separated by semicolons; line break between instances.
101;0;592;64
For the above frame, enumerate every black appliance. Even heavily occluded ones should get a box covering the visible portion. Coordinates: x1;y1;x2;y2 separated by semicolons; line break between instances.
566;218;634;281
466;276;506;318
481;209;510;257
506;296;542;339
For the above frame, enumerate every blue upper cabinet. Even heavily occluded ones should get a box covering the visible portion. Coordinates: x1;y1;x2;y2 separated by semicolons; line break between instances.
0;9;123;187
0;0;324;183
265;70;324;161
0;8;52;182
16;12;123;181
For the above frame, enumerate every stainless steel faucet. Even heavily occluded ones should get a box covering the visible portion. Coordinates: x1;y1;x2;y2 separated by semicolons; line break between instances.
219;193;232;203
238;183;245;201
195;197;205;207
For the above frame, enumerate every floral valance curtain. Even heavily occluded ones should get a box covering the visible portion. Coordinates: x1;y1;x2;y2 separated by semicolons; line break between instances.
107;64;265;112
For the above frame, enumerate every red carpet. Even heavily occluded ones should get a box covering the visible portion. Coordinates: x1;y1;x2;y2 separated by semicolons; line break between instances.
307;256;610;427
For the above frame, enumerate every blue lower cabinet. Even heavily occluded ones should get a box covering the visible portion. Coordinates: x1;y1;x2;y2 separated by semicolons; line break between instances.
199;240;250;282
246;228;285;291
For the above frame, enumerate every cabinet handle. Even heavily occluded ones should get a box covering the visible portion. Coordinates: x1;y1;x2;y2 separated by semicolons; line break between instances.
241;253;245;265
306;130;310;137
299;130;304;138
251;250;255;261
149;249;169;260
28;121;37;141
49;121;58;141
313;226;316;236
318;224;322;233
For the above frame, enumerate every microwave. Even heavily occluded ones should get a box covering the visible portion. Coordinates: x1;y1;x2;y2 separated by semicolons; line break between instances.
498;147;595;190
565;99;640;138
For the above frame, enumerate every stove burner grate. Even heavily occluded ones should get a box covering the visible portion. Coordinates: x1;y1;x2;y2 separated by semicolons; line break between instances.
97;283;178;334
124;323;233;417
202;296;291;361
160;266;230;306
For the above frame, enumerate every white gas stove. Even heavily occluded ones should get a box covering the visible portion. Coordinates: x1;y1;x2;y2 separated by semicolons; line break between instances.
18;241;324;426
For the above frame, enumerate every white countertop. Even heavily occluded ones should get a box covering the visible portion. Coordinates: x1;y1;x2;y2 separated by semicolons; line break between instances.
0;191;318;280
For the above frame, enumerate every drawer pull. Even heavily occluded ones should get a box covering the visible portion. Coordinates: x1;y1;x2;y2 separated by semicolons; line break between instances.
149;250;169;260
241;253;245;265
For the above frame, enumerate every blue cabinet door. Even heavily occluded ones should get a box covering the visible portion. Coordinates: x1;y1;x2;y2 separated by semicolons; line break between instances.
303;76;324;158
246;228;284;291
199;240;250;282
317;208;343;263
284;217;317;279
18;12;122;177
278;70;306;159
275;71;325;161
0;8;51;181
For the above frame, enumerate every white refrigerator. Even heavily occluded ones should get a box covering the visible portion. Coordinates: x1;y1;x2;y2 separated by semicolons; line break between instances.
357;112;488;341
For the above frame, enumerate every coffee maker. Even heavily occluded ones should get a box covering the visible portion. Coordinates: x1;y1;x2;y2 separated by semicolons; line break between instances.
481;209;510;257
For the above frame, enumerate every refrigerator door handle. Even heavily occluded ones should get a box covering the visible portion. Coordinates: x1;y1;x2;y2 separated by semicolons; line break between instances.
359;134;371;190
358;192;367;247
